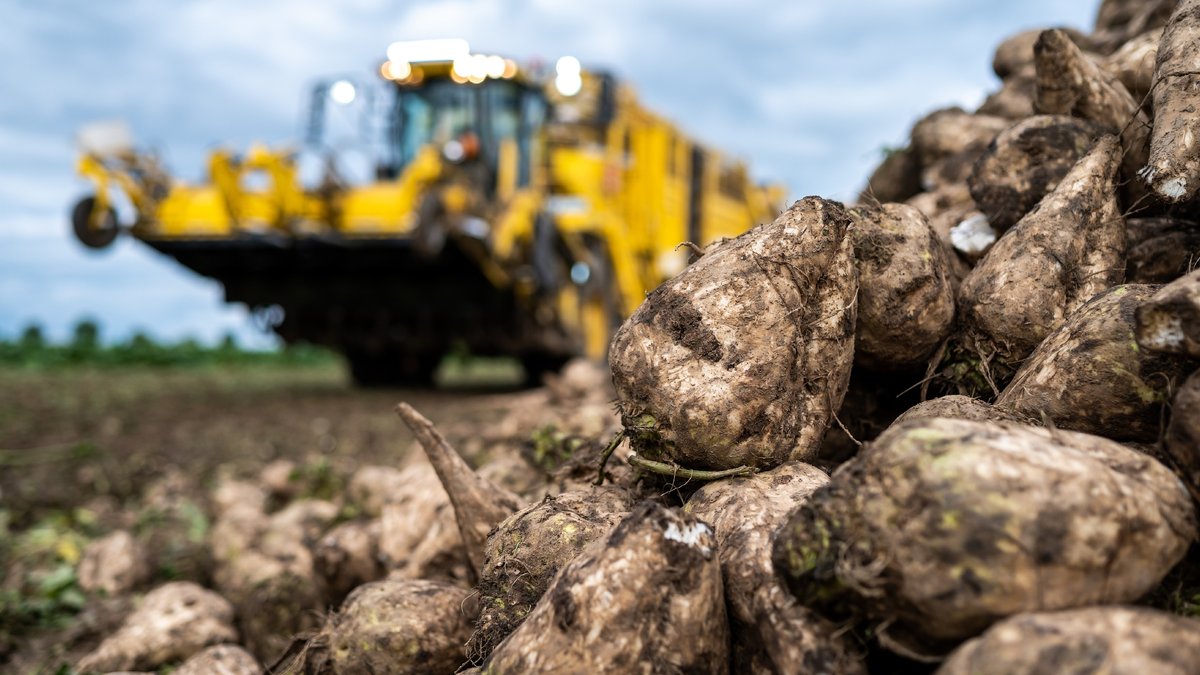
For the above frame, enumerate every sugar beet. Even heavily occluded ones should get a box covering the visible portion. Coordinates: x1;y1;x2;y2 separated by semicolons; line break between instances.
858;146;921;205
978;66;1037;120
208;494;334;662
1125;217;1200;283
1167;371;1200;504
313;519;383;605
1102;27;1162;104
76;581;238;673
273;579;476;675
774;417;1196;655
1136;269;1200;357
967;115;1105;232
997;284;1196;442
1034;28;1151;190
909;108;1009;171
849;203;955;370
174;645;261;675
466;485;633;664
1143;0;1200;201
891;395;1032;426
992;28;1092;79
610;197;857;472
396;402;523;575
938;607;1200;675
685;463;864;674
958;135;1125;369
483;502;728;674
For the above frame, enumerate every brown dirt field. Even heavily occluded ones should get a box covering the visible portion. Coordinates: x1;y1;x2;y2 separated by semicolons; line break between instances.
0;363;527;527
0;361;554;671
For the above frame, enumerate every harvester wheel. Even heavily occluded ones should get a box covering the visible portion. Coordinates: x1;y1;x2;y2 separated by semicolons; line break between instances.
521;352;572;386
572;238;622;362
346;349;440;388
71;196;120;249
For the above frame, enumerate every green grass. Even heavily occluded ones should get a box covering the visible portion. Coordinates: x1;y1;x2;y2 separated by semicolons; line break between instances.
0;320;337;370
437;355;525;388
2;320;528;388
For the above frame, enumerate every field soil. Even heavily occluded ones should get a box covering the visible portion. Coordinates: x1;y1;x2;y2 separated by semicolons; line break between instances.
0;361;549;671
0;362;526;526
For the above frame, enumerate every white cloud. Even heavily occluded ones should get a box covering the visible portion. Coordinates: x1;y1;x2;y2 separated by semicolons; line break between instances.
0;214;73;240
0;125;75;164
0;233;275;346
0;0;1098;341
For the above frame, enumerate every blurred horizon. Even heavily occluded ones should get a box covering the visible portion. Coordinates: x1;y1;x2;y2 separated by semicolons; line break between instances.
0;0;1096;348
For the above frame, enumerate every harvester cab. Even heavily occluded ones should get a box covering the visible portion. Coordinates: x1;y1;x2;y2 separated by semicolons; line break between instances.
71;39;784;385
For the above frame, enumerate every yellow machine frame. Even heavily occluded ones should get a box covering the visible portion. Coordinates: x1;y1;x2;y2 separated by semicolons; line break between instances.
74;43;783;373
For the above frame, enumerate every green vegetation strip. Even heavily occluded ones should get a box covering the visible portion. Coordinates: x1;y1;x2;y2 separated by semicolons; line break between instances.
0;320;335;368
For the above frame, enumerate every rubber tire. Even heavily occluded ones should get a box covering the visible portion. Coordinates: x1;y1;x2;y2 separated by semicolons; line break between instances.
586;241;623;338
346;350;440;388
71;196;120;249
521;352;572;387
532;212;563;294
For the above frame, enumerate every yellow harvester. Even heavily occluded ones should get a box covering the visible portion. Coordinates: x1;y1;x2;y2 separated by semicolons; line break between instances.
72;39;783;384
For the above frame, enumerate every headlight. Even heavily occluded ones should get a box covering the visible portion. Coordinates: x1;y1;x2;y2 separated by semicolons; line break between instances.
442;139;465;163
570;262;591;285
442;133;479;163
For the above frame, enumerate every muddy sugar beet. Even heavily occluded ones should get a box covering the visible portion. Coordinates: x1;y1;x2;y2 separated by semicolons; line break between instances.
482;501;728;673
996;284;1197;442
466;485;633;664
685;463;865;674
967;115;1105;233
848;202;955;370
76;581;239;673
610;196;857;472
938;607;1200;675
1143;0;1200;201
272;579;476;675
958;135;1125;371
773;417;1196;656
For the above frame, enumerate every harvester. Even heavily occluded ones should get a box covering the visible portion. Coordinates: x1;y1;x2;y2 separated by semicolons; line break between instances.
72;39;784;385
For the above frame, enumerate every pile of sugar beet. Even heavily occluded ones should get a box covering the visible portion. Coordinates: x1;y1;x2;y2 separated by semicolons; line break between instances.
58;0;1200;673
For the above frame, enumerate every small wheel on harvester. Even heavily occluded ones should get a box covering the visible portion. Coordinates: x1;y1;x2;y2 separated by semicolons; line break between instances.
413;193;447;259
71;196;120;249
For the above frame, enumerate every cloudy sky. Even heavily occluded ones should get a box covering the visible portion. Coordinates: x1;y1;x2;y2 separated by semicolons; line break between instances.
0;0;1096;347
